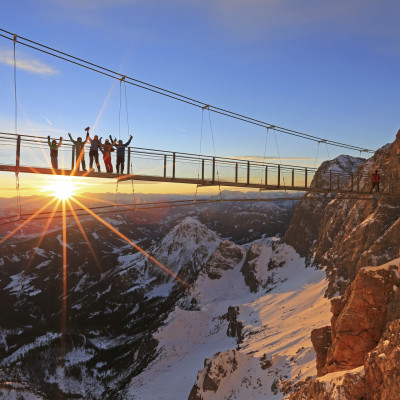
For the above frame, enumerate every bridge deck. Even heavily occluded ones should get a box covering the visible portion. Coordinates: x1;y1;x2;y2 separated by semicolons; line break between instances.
0;164;386;197
0;132;391;196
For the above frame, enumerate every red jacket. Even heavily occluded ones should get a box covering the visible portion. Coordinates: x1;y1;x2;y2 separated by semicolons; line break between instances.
372;173;380;183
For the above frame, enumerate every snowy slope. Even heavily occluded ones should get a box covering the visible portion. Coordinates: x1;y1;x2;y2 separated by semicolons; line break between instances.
125;239;331;400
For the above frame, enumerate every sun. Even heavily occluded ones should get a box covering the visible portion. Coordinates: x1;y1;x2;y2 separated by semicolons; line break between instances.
43;176;77;200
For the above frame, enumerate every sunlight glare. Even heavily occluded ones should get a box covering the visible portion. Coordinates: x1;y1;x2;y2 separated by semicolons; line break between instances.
44;176;78;200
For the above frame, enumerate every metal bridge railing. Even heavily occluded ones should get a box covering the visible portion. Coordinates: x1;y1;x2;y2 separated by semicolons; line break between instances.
0;131;390;194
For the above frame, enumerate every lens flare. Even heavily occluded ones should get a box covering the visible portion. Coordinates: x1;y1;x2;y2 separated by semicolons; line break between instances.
43;176;77;200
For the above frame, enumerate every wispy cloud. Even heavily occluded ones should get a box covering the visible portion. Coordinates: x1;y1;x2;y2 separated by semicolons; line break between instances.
0;48;59;76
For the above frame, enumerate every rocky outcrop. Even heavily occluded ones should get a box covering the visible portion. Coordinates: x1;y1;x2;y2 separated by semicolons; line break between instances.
290;319;400;400
220;306;243;344
291;260;400;399
364;319;400;400
188;349;239;400
284;132;400;297
323;261;400;374
284;155;365;262
204;240;244;280
240;241;289;292
310;326;331;377
289;367;365;400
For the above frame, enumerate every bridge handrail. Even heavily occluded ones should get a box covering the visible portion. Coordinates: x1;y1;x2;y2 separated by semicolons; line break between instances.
0;131;387;182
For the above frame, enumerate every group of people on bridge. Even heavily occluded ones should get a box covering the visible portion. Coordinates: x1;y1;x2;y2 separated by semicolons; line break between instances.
47;127;132;174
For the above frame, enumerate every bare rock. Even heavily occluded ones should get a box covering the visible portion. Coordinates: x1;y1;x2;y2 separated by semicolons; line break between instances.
241;243;266;292
325;262;400;373
220;306;243;343
188;349;239;399
364;319;400;400
289;367;365;400
311;326;331;376
204;240;244;280
284;132;400;298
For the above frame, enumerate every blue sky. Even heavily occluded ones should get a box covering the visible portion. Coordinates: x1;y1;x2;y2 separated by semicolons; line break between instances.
1;0;400;195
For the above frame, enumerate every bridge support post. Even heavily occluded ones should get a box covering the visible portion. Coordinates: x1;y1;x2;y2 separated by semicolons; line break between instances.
71;145;75;170
265;165;268;186
305;168;308;188
173;152;176;179
247;161;250;185
212;157;215;182
202;159;205;181
235;163;238;183
127;148;131;175
164;155;167;177
16;135;21;172
292;168;294;188
278;165;281;188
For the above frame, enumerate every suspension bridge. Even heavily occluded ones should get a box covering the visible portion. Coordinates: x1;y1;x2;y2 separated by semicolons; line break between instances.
0;132;390;196
0;29;392;202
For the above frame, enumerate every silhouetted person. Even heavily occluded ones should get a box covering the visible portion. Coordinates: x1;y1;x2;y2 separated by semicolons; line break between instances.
101;138;116;173
68;128;89;171
110;135;133;174
88;128;103;172
47;136;63;170
372;170;380;192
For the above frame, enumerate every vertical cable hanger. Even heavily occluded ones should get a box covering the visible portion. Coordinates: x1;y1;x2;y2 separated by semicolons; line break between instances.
194;106;205;202
258;127;270;200
206;105;222;201
13;34;22;220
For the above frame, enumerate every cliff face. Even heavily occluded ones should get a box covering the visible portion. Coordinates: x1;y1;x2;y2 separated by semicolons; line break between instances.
314;260;400;376
290;259;400;400
285;130;400;296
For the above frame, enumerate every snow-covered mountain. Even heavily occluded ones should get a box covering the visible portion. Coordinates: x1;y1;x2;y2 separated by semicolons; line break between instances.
2;127;400;400
0;195;300;399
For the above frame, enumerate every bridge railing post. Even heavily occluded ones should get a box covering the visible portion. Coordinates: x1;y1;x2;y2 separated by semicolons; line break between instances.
292;168;294;188
235;162;238;183
202;159;205;181
247;161;250;185
173;152;176;179
16;135;21;172
164;155;167;177
305;168;308;188
265;165;268;186
71;145;75;170
127;147;131;175
212;157;215;182
278;165;281;188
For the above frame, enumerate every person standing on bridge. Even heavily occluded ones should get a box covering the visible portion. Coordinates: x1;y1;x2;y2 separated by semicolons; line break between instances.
68;128;89;172
87;128;103;173
101;138;116;173
110;135;133;174
47;135;63;170
372;169;380;192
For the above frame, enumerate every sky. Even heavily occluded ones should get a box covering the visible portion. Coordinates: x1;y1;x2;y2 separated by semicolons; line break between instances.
1;0;400;197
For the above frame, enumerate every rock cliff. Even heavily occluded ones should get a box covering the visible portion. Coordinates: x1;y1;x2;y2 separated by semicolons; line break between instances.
285;131;400;296
290;259;400;400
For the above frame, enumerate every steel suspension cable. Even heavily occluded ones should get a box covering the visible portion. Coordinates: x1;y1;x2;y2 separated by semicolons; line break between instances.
0;28;379;155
